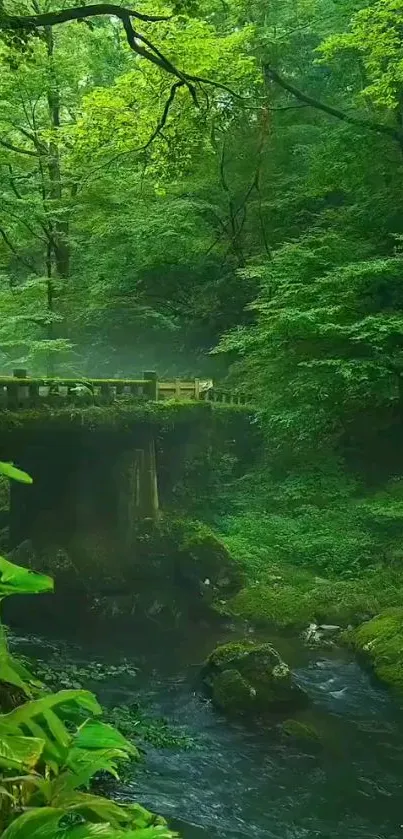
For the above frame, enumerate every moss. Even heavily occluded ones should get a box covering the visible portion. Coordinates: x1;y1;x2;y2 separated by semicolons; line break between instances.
203;640;309;715
0;401;215;433
0;401;255;435
346;608;403;693
224;567;403;630
0;475;9;512
208;639;258;667
226;583;314;629
212;669;254;712
281;719;321;742
169;517;244;595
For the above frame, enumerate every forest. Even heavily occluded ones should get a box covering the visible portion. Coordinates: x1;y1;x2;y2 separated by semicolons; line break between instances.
1;0;403;838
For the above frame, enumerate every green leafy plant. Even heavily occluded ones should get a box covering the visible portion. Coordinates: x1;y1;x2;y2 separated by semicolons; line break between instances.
0;467;177;839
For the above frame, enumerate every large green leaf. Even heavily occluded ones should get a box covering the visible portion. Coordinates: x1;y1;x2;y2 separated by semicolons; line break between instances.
61;720;139;788
64;748;128;787
0;462;33;485
1;807;176;839
0;556;53;598
0;733;44;771
0;624;41;696
0;690;102;771
73;720;138;757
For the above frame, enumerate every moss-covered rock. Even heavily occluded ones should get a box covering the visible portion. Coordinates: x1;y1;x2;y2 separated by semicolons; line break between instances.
346;608;403;693
172;518;244;597
281;719;321;742
202;640;309;715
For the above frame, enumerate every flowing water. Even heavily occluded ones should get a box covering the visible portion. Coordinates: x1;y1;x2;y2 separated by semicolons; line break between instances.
10;620;403;839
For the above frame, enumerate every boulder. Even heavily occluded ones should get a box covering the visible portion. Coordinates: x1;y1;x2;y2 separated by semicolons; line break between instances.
172;519;244;598
202;640;309;715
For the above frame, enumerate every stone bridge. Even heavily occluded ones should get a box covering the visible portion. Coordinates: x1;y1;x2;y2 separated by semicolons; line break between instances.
0;370;250;556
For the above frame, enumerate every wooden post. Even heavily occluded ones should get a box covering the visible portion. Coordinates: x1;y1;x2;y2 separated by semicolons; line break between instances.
194;378;200;400
174;378;181;398
140;433;159;519
143;371;158;400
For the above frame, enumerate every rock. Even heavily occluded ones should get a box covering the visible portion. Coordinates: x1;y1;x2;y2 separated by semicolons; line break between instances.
302;622;341;648
318;624;340;633
303;623;320;644
201;640;309;716
281;718;321;742
8;540;36;568
174;521;244;597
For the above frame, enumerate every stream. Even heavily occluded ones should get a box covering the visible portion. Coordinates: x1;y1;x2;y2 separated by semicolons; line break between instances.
10;619;403;839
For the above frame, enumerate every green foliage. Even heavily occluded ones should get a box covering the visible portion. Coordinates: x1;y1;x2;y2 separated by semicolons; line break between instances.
0;464;32;485
318;0;403;108
0;556;53;599
225;566;403;629
0;558;175;837
22;656;194;750
346;608;403;692
0;450;176;839
106;705;195;751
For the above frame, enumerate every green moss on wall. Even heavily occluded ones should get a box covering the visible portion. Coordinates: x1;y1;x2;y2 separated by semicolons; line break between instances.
0;401;254;436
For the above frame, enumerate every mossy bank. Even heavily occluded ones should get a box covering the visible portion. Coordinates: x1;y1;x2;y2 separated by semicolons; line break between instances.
345;608;403;695
218;562;403;631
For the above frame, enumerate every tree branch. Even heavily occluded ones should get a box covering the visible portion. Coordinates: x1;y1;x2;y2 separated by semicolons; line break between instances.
264;65;403;143
4;4;170;27
0;137;38;157
3;3;242;105
0;227;39;273
143;81;185;149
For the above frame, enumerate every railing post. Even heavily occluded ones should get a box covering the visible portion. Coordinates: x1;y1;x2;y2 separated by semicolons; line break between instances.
7;381;18;410
143;371;158;401
194;378;200;400
100;383;111;403
28;382;39;406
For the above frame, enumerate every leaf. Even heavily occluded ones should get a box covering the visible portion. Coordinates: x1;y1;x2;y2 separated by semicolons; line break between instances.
0;690;102;770
0;556;53;598
73;720;138;756
0;624;40;695
0;462;33;485
1;807;176;839
0;733;44;771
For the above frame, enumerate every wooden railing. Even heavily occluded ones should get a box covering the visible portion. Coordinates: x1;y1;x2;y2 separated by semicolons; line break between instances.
0;370;249;410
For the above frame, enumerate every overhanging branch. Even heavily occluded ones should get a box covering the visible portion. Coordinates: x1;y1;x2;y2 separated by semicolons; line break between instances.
4;4;169;27
3;3;241;106
264;65;402;144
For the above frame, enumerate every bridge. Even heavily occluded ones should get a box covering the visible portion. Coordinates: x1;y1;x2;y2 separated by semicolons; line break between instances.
0;370;248;409
0;370;251;563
